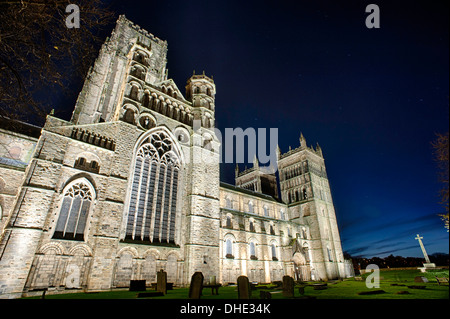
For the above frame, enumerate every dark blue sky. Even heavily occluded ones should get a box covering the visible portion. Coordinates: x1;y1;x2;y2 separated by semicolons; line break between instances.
88;0;449;258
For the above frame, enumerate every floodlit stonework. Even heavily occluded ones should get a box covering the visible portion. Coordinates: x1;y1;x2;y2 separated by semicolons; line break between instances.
0;16;352;299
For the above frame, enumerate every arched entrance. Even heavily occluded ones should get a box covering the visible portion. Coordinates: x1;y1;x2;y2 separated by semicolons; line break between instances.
292;239;311;281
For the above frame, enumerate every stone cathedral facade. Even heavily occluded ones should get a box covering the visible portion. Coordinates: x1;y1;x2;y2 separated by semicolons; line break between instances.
0;16;351;298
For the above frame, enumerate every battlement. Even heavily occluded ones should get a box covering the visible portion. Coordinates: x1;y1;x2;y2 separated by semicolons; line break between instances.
187;73;215;84
117;15;167;46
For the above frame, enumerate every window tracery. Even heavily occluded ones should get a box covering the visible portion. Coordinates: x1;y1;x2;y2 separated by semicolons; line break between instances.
125;130;181;245
53;180;94;241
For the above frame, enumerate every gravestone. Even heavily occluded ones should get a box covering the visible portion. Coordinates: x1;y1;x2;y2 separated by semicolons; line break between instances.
282;275;295;297
189;272;204;299
156;269;167;295
137;291;164;298
129;280;146;291
357;289;386;295
298;286;305;295
259;290;272;299
313;283;328;290
237;276;251;299
414;276;428;283
407;285;426;289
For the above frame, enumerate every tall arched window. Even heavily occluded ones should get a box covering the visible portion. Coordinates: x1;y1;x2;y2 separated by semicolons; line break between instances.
226;239;233;258
249;242;257;259
327;246;333;262
53;179;95;241
271;243;278;261
125;129;181;245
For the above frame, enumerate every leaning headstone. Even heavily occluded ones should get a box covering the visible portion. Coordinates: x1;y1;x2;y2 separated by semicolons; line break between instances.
237;276;251;299
156;269;167;295
282;275;295;297
189;272;204;299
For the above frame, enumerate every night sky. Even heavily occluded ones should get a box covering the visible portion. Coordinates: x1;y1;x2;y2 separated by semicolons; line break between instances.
69;0;449;258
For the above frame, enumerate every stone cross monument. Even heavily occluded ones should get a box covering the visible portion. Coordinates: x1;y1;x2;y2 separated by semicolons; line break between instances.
415;234;436;271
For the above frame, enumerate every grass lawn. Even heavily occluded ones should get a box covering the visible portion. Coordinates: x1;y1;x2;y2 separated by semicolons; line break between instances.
22;268;448;300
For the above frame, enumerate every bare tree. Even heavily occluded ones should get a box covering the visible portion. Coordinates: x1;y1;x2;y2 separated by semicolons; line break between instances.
0;0;116;126
432;132;449;232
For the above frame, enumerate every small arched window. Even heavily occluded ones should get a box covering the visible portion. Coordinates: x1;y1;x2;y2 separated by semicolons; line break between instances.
248;201;254;214
123;109;135;124
53;179;95;241
263;206;269;217
280;209;285;220
203;137;212;150
302;228;308;239
271;244;278;261
226;216;232;228
143;93;150;107
225;197;232;209
249;220;255;232
302;188;308;200
129;85;139;100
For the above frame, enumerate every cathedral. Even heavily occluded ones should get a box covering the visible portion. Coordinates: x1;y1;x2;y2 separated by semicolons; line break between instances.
0;16;352;298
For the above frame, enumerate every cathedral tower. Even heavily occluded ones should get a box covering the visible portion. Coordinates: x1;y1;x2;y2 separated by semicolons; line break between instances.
71;15;168;125
277;134;345;280
235;157;279;199
183;72;221;282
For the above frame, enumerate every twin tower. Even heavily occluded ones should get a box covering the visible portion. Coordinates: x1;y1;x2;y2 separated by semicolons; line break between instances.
0;16;349;298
